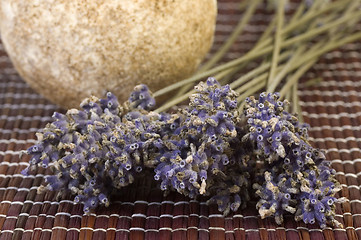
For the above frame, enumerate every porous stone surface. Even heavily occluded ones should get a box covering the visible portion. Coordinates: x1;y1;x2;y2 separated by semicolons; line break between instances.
0;0;217;108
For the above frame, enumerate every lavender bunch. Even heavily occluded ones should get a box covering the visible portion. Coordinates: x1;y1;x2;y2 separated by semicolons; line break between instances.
23;88;162;213
243;92;342;227
22;78;341;228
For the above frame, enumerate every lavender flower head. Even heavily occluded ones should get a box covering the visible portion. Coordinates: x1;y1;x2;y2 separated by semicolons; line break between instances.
154;77;254;215
244;92;342;227
128;84;156;110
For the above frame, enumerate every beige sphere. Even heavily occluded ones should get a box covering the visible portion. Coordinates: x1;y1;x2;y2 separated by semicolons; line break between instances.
0;0;217;108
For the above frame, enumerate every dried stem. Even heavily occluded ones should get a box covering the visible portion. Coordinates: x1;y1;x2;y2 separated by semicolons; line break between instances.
267;0;285;88
153;1;361;117
198;0;262;73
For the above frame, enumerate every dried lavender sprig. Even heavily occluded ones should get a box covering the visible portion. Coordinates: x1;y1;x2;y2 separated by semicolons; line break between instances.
206;131;256;215
243;92;342;227
154;78;242;199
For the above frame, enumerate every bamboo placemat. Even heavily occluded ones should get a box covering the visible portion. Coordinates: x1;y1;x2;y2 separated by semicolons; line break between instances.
0;1;361;239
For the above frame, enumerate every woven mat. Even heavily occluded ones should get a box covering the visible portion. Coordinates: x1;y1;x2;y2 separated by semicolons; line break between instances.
1;1;361;239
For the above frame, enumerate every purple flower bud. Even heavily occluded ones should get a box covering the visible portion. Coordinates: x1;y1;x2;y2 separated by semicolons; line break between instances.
128;84;156;110
21;167;30;176
98;193;109;204
200;170;207;181
231;194;241;212
222;155;229;166
74;195;84;203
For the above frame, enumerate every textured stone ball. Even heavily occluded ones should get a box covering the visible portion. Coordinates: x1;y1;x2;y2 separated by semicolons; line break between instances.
0;0;217;108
